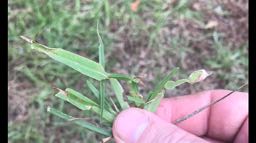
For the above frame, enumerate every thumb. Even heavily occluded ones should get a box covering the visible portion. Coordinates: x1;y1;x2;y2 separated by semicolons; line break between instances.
113;108;208;143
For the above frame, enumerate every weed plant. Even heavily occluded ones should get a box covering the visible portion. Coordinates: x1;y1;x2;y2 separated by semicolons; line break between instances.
21;25;212;141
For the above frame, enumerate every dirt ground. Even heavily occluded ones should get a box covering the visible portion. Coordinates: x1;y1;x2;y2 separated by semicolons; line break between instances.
109;0;248;96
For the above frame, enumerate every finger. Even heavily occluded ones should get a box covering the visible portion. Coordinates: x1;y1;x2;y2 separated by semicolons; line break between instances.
234;117;248;143
155;90;248;142
156;90;212;136
113;108;209;143
201;137;226;143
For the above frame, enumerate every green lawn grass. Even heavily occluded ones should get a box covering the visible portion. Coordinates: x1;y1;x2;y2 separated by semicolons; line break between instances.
8;0;248;142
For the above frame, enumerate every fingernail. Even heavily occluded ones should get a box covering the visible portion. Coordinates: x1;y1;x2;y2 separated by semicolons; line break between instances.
113;108;149;143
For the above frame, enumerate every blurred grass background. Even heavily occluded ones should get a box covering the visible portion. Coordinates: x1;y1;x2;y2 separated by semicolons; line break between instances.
8;0;248;142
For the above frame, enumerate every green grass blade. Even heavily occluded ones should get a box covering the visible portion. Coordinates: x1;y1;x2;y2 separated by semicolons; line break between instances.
21;37;108;81
109;97;120;112
110;78;129;110
55;92;92;111
90;106;115;123
75;0;80;12
54;88;97;110
97;21;106;120
127;96;145;107
86;80;99;98
144;91;164;112
108;73;138;82
103;0;110;25
66;88;98;106
99;81;105;120
47;107;111;136
19;66;42;86
97;21;105;68
128;80;141;97
86;80;116;114
55;89;115;122
146;67;179;101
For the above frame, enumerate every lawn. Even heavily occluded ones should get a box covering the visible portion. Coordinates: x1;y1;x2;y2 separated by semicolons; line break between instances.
8;0;248;142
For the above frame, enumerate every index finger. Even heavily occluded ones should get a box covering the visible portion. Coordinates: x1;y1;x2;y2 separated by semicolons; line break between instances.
155;90;248;142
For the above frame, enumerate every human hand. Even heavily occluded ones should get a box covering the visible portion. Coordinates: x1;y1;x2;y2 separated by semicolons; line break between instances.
112;90;248;143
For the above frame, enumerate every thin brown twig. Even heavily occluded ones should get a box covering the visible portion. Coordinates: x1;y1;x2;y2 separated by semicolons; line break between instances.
174;83;248;124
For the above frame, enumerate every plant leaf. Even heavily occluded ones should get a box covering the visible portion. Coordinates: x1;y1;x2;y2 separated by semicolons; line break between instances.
66;88;98;106
109;97;120;112
146;67;179;101
164;81;176;90
97;21;105;68
128;80;142;97
164;79;189;90
108;73;138;83
55;89;115;122
55;88;97;110
55;91;92;111
86;80;99;99
97;22;106;120
110;78;129;110
90;106;115;123
127;96;145;106
86;80;116;114
187;69;211;84
22;37;108;81
47;107;111;136
144;91;164;112
99;81;105;120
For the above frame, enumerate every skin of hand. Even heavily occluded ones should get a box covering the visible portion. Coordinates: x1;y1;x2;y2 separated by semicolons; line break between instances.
112;90;248;143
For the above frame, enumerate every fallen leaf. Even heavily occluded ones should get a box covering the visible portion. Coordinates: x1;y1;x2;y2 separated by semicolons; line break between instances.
130;0;140;12
205;20;218;29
